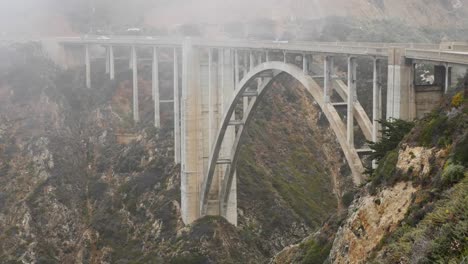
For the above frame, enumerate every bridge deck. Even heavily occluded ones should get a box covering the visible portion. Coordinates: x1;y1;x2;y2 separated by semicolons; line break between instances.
56;36;468;65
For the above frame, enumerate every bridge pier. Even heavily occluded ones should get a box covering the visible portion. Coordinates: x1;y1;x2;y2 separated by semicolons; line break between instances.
109;46;115;80
132;46;139;122
303;53;308;74
174;48;181;164
372;58;383;169
153;47;160;128
85;44;91;89
180;43;238;225
220;49;237;225
243;52;249;114
324;56;334;103
445;63;452;93
387;48;416;120
208;49;214;149
105;47;110;74
181;39;202;224
347;57;357;146
372;58;383;143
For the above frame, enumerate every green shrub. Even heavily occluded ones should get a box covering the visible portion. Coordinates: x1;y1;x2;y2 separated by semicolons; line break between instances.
371;150;399;187
441;164;465;186
452;134;468;166
419;112;448;147
342;191;355;208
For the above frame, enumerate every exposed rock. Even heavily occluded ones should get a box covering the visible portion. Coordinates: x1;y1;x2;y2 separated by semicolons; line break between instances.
396;144;448;178
329;182;418;264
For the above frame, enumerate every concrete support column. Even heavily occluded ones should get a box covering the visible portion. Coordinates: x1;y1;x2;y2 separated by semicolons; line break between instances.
132;46;139;122
372;58;382;143
129;47;133;69
153;47;160;128
234;50;239;87
249;51;254;70
224;50;237;226
243;51;249;114
109;46;115;80
445;63;451;93
208;49;214;149
324;56;334;103
220;49;225;112
174;48;181;164
302;53;308;74
347;57;357;146
181;39;201;224
387;48;415;120
257;52;262;65
105;47;110;74
266;50;270;62
243;51;248;77
283;51;287;63
85;44;91;89
409;63;416;120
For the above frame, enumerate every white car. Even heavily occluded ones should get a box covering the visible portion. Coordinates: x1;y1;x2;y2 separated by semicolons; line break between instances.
273;40;289;44
97;36;110;40
127;28;142;32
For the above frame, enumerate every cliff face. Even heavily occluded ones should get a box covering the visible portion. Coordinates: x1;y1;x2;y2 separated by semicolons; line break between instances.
0;43;348;263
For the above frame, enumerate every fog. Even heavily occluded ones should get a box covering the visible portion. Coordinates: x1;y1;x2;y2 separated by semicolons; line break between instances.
0;0;466;39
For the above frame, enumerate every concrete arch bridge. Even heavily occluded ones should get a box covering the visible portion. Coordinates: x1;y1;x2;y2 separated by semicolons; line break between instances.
59;36;468;225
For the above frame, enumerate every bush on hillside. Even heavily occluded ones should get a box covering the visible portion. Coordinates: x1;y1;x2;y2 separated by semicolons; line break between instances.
441;163;465;186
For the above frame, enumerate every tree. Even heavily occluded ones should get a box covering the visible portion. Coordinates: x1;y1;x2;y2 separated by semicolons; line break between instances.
366;119;414;163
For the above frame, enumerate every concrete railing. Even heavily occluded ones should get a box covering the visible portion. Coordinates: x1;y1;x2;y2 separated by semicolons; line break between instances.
56;35;468;66
406;49;468;65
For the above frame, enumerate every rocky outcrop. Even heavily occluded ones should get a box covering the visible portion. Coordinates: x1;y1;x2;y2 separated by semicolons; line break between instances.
329;182;417;263
397;145;448;179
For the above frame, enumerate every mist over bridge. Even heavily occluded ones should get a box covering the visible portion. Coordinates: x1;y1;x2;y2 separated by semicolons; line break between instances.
59;36;468;225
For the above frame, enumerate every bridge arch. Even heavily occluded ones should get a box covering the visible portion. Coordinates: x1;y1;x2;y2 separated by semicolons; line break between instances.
200;61;366;217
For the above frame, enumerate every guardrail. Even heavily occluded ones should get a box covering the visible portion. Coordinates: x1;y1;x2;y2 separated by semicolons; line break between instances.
406;49;468;65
